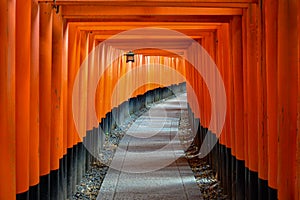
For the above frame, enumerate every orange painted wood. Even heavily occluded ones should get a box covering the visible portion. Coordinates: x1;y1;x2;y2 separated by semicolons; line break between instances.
264;0;278;188
51;11;64;170
199;42;205;125
246;4;258;172
93;42;101;122
185;49;194;116
231;16;244;160
62;22;69;155
85;33;93;126
202;38;213;129
88;33;95;53
141;55;147;95
255;1;268;181
104;52;112;116
192;42;201;123
194;67;201;120
241;8;249;168
132;55;145;96
86;33;94;130
277;0;298;198
221;23;231;149
62;6;243;18
228;21;236;156
74;29;82;144
78;31;88;139
87;33;102;130
39;0;257;4
39;3;53;176
0;0;16;198
67;15;231;24
75;22;219;33
104;52;113;114
132;55;142;97
95;46;105;122
216;26;226;145
67;24;77;148
297;1;300;198
74;22;220;33
206;32;217;134
29;0;40;186
199;39;206;128
16;0;31;193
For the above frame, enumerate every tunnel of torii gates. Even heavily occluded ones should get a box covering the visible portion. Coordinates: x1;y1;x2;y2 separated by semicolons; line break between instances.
0;0;299;199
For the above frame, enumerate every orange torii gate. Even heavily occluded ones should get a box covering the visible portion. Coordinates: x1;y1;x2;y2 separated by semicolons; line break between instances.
0;0;299;200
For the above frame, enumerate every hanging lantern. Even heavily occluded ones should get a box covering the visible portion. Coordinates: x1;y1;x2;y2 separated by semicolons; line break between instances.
126;51;135;63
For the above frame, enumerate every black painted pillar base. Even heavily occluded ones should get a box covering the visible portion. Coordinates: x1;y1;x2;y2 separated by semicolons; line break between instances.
258;178;268;200
29;184;40;200
40;174;50;200
236;159;245;200
16;191;29;200
248;169;258;200
268;187;277;200
66;148;73;198
226;148;232;198
220;144;228;194
60;155;67;200
77;143;83;185
211;134;218;173
72;144;78;194
50;170;59;200
231;156;236;200
245;167;249;200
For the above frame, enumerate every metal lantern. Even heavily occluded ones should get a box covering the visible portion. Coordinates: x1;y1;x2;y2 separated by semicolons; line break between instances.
126;51;135;63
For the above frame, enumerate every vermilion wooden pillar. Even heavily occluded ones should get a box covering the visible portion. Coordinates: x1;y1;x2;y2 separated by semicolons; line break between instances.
95;42;104;122
254;1;269;199
78;30;89;139
62;22;68;158
0;0;16;199
231;15;245;200
52;8;64;171
207;32;216;134
216;25;225;192
216;27;223;137
228;21;236;161
88;38;99;127
264;0;278;198
51;9;64;199
208;31;218;172
61;18;69;200
221;23;231;154
39;3;53;199
72;27;82;195
16;0;31;197
277;0;298;199
227;18;237;200
67;24;76;151
77;30;89;186
29;0;40;198
220;23;233;198
67;24;78;197
241;10;249;197
74;29;82;146
297;1;300;197
246;4;259;199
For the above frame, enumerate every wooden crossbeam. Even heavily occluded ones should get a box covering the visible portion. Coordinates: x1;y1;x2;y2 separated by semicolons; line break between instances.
39;0;256;6
62;6;243;18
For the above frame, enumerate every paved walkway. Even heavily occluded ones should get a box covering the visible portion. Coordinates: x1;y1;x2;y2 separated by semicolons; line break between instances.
97;93;202;200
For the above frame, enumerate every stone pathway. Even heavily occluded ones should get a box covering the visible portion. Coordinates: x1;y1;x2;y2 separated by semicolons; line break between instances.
97;93;202;200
